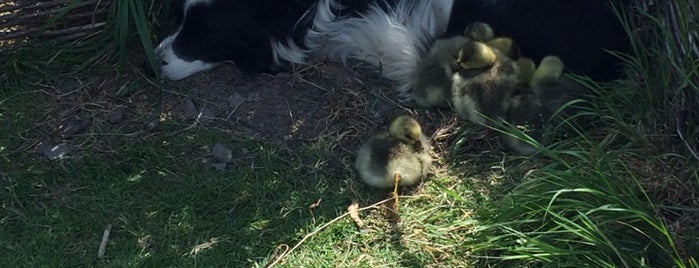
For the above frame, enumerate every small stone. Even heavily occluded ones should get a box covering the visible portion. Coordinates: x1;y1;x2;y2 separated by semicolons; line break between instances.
145;117;159;131
211;163;227;171
198;107;216;125
60;115;90;137
87;76;101;85
275;72;291;80
59;79;81;94
108;108;125;124
40;142;71;160
247;92;261;102
227;93;246;110
211;143;233;163
187;87;201;95
182;98;198;119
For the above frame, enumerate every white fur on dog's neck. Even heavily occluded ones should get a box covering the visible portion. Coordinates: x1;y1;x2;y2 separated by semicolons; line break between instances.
307;0;454;95
157;0;455;87
184;0;214;12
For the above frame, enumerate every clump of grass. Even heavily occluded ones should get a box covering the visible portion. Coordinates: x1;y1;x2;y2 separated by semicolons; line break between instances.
611;0;699;159
467;149;694;267
1;0;171;85
107;0;171;77
461;1;699;266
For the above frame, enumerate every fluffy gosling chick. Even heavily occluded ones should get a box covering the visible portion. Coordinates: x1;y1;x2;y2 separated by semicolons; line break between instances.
486;37;521;59
498;57;563;155
412;36;469;108
411;22;519;108
451;41;520;126
455;40;498;70
464;22;494;42
530;56;565;95
501;92;547;155
464;22;520;59
501;56;588;154
355;116;432;189
515;57;536;87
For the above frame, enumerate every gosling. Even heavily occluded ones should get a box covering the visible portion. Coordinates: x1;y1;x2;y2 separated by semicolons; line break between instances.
501;55;589;155
464;22;520;59
530;55;565;95
355;116;432;189
451;40;520;126
412;36;469;108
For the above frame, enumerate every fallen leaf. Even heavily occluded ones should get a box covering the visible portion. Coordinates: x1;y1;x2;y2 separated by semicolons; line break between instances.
348;201;363;228
309;198;322;210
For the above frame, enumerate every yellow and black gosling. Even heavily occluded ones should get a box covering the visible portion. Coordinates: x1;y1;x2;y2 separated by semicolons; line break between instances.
500;55;590;154
464;22;520;59
355;115;432;189
450;40;520;127
412;35;469;108
411;22;522;109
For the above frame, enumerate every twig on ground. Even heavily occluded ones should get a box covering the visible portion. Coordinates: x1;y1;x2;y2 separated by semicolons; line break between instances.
264;197;415;268
97;224;112;258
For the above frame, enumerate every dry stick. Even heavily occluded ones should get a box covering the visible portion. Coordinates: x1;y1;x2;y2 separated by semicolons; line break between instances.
56;27;103;42
676;115;699;161
265;197;404;268
0;0;92;13
297;76;331;92
42;22;104;36
0;9;108;33
97;224;112;258
0;0;104;26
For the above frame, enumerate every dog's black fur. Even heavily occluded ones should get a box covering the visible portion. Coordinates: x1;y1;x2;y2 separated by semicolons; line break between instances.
446;0;630;81
154;0;631;82
164;0;316;73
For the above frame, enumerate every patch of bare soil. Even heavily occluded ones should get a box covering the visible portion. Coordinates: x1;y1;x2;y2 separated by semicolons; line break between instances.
158;60;494;172
17;55;500;177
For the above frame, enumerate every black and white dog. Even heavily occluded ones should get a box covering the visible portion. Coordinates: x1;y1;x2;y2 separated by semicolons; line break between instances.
154;0;629;92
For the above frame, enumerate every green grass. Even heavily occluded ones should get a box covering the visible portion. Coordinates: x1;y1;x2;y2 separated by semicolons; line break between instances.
1;126;357;266
1;0;698;267
464;147;693;267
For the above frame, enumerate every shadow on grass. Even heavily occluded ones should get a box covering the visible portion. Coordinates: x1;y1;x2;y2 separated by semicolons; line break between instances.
0;127;374;266
0;54;379;266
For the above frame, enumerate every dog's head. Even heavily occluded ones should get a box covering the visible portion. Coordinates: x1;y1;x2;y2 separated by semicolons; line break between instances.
151;0;313;80
151;0;218;80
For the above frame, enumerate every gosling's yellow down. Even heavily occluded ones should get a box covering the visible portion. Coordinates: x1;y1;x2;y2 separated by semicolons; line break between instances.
355;116;432;189
412;36;469;108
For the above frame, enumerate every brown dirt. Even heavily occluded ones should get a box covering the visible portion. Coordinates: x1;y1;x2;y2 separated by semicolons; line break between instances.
157;60;496;171
15;55;501;178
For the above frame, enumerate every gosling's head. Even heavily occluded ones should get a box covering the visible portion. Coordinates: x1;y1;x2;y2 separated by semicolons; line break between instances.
388;116;423;144
538;56;565;76
515;57;536;87
455;41;497;70
530;56;565;90
464;22;494;42
486;37;521;59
